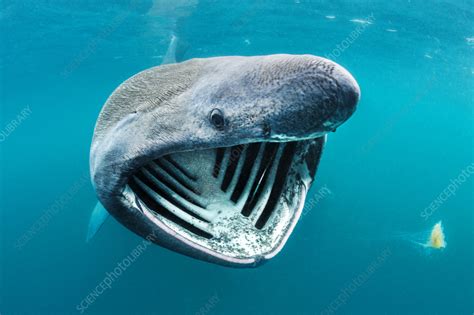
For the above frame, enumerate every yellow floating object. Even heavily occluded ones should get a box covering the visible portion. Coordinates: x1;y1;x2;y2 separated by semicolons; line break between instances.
427;221;446;249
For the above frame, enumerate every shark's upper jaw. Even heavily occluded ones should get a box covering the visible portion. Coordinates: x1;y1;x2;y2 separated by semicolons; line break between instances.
120;138;324;267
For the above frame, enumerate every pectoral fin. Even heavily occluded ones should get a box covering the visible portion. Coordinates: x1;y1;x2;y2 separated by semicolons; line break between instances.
86;202;110;242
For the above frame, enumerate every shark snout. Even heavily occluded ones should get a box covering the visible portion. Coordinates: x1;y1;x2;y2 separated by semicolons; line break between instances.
263;57;360;140
327;61;360;129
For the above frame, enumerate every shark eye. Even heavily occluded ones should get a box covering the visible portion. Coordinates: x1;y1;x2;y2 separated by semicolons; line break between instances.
209;108;225;131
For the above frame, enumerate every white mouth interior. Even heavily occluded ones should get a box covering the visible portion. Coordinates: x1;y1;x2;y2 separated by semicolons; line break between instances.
126;141;307;259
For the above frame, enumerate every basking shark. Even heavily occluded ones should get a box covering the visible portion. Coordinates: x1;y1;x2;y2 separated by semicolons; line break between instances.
88;52;359;267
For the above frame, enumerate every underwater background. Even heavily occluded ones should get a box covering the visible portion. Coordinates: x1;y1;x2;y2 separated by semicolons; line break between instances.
1;0;473;314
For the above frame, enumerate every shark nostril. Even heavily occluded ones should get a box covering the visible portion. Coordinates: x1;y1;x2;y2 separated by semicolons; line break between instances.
262;122;272;138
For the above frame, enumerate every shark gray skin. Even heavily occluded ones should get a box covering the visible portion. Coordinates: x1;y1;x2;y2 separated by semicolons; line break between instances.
90;54;360;267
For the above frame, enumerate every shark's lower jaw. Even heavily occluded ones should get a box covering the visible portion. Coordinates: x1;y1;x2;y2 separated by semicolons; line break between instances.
121;138;324;267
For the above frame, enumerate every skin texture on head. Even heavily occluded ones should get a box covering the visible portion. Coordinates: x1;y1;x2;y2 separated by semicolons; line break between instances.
91;55;358;193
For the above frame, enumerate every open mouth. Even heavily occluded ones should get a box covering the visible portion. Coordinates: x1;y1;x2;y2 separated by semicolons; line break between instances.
123;139;324;263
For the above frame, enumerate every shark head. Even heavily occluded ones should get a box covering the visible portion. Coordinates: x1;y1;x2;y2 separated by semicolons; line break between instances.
90;54;359;267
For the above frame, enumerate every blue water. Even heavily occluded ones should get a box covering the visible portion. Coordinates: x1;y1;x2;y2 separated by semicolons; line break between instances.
1;1;473;314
